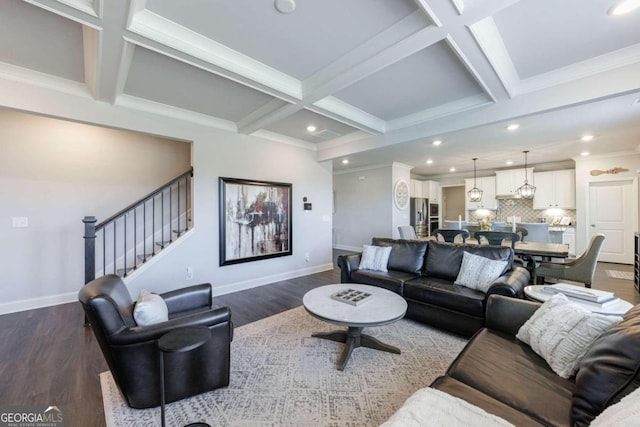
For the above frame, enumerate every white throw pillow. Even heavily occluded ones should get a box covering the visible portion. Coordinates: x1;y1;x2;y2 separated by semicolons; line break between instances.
359;245;392;272
590;386;640;426
133;289;169;326
381;387;514;427
516;293;622;378
454;251;508;293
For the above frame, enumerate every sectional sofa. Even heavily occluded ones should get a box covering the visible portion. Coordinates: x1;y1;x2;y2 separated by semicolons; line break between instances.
337;238;530;336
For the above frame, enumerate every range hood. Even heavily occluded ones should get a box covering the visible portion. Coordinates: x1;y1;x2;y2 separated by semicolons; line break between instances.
495;194;521;199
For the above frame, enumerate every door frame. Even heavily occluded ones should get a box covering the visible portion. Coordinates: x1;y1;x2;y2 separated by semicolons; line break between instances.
584;175;638;263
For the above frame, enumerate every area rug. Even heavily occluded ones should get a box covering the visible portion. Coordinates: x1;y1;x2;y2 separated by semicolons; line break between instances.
101;306;467;426
606;270;635;281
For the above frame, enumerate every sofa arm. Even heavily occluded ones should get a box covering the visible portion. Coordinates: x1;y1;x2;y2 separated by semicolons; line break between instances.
111;306;232;346
485;266;530;299
485;295;540;336
337;253;362;283
161;283;212;314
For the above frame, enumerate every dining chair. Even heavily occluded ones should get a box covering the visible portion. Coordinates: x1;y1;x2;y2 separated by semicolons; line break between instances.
474;231;521;249
398;225;418;240
535;234;605;288
516;222;550;243
434;228;470;244
492;225;529;241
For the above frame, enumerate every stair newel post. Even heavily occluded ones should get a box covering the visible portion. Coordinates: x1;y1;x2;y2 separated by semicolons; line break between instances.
82;215;97;325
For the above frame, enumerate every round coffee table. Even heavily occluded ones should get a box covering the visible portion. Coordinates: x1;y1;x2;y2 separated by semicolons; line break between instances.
303;284;407;371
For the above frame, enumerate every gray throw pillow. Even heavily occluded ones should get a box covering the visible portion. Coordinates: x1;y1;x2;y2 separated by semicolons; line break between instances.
454;251;508;293
359;245;392;272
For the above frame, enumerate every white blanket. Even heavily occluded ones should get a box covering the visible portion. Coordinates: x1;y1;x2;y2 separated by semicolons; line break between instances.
380;387;514;427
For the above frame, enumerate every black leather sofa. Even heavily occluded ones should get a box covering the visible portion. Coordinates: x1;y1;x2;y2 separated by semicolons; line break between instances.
78;274;233;409
429;295;640;426
337;238;530;337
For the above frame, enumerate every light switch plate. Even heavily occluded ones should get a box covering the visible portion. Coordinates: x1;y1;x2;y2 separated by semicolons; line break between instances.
12;217;29;228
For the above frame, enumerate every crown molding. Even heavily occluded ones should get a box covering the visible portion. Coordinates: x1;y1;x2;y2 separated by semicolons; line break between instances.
517;43;640;96
128;8;302;100
450;0;465;15
24;0;101;29
386;93;493;131
115;94;237;131
0;62;90;98
311;97;385;134
333;163;395;176
250;130;317;151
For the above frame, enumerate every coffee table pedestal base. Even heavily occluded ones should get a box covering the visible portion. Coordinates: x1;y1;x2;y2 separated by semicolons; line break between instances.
312;326;401;371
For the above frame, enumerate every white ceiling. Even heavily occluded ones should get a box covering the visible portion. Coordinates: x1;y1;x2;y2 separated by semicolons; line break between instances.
1;0;639;177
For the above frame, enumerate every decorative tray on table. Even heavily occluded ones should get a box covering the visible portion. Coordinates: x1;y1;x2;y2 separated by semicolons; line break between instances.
330;289;373;306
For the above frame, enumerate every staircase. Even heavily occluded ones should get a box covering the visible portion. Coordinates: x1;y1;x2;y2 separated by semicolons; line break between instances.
83;168;193;284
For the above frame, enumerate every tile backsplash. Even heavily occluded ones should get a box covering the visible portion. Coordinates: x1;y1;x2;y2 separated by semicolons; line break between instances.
468;198;576;225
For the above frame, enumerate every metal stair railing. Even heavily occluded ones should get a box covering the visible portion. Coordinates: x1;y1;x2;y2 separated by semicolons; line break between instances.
83;167;193;284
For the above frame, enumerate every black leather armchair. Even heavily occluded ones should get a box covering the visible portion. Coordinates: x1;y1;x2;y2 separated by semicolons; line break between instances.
78;274;232;409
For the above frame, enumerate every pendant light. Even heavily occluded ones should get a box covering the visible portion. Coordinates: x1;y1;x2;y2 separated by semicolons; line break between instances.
517;150;536;199
467;158;483;203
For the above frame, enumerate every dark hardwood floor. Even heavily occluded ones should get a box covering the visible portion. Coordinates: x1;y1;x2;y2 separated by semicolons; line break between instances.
0;251;637;427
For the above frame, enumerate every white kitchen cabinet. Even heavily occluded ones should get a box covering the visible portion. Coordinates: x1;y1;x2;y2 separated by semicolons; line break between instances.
562;226;576;256
411;180;440;201
465;176;497;210
424;180;440;202
533;170;575;209
495;168;534;196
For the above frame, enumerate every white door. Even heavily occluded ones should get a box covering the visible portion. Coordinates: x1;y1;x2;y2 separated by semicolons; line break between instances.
588;180;634;264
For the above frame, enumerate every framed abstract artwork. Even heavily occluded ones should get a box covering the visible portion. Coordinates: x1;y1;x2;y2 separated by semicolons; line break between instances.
219;177;292;266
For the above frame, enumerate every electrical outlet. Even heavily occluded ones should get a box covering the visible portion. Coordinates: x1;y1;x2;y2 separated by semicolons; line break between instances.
305;252;310;262
186;266;193;280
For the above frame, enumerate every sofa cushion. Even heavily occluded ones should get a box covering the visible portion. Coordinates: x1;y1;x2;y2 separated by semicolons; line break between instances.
571;304;640;426
381;386;515;427
372;237;428;274
455;252;509;293
359;244;392;272
447;329;574;427
350;269;419;295
404;276;485;317
430;376;543;427
590;385;640;426
133;290;169;326
516;293;622;378
424;242;513;280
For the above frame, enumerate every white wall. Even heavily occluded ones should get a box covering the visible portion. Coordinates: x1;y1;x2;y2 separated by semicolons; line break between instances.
391;162;412;238
574;152;640;255
333;165;392;250
0;80;334;313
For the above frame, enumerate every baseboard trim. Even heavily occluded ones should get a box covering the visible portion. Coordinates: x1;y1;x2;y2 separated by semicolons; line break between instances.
0;291;78;316
212;263;335;297
0;256;333;315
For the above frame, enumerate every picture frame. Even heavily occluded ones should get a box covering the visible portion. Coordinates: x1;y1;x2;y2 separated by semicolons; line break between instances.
219;177;292;266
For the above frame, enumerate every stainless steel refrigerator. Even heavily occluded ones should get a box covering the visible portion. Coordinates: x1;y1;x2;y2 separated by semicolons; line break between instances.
410;198;428;238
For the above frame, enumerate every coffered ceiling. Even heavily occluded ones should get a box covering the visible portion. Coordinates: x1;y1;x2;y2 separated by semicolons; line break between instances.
1;0;639;176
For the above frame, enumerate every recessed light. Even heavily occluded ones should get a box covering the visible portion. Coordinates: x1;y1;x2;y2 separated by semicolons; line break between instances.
608;0;640;16
506;160;513;165
450;167;456;172
432;140;443;146
426;159;433;165
306;125;317;133
507;124;520;131
581;151;591;156
275;0;296;14
581;134;594;142
341;159;349;164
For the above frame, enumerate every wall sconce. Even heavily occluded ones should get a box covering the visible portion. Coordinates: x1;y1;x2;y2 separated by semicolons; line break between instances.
303;197;312;211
